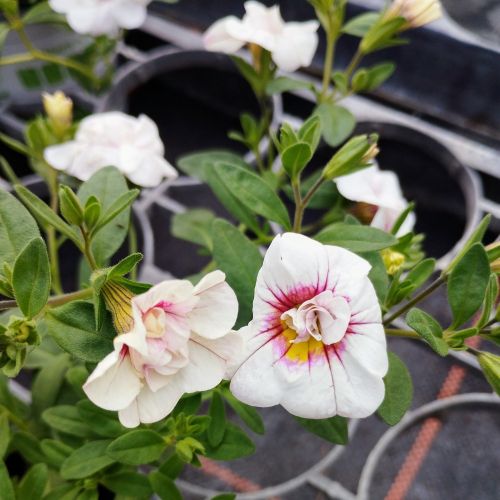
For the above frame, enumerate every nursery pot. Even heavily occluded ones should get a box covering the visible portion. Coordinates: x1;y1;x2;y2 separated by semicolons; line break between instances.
97;48;282;164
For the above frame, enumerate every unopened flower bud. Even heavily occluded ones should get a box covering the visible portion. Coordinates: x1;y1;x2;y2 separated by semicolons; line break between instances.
478;351;500;395
0;317;39;377
385;0;442;30
323;134;379;180
101;281;135;334
381;248;406;275
43;91;73;139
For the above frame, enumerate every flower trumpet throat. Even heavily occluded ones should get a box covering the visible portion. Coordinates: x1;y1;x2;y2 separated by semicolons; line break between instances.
102;282;135;334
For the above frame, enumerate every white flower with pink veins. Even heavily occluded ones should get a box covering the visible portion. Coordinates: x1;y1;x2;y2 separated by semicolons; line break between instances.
203;1;319;72
336;164;416;236
230;233;388;419
83;271;242;428
44;111;178;188
49;0;151;37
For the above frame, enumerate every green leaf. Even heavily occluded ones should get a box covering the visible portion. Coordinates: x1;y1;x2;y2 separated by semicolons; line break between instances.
107;430;166;465
148;470;182;500
76;400;124;438
0;461;14;500
294;416;348;445
61;440;114;480
212;219;263;326
315;223;397;252
0;412;9;459
314;103;355;147
204;422;255;460
377;352;413;425
221;388;264;435
12;238;50;318
14;185;81;247
32;353;71;416
76;489;98;500
10;432;46;464
42;484;81;500
211;495;237;500
78;167;132;265
405;258;436;290
101;471;153;498
108;253;143;278
342;12;380;36
171;209;216;250
17;463;49;500
363;62;396;91
0;188;40;268
42;405;93;438
266;76;314;95
361;251;389;302
476;274;499;329
448;243;490;328
213;163;291;229
22;2;66;25
91;189;139;236
177;151;259;232
281;142;313;180
406;308;448;356
40;439;74;468
45;301;114;363
446;214;491;273
208;392;226;447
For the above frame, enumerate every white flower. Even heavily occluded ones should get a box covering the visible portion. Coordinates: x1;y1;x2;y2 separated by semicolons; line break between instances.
83;271;241;428
203;1;319;72
386;0;442;29
230;233;388;419
336;164;416;236
49;0;151;37
44;112;178;188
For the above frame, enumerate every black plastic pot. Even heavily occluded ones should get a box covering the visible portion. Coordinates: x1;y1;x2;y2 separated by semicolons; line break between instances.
98;48;282;163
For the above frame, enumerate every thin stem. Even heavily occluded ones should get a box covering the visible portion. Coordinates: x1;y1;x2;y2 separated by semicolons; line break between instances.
4;408;29;432
385;328;421;340
0;53;35;66
345;49;363;82
321;31;336;101
46;169;63;295
128;222;138;281
81;228;98;271
0;288;93;311
383;276;446;326
292;181;303;233
302;175;326;208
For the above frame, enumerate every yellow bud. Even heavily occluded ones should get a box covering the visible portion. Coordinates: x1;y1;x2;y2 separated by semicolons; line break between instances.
102;282;135;334
362;143;380;163
249;43;262;72
42;91;73;138
385;0;442;29
382;249;406;275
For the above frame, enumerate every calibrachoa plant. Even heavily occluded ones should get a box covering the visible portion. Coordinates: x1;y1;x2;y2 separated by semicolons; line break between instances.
0;0;499;499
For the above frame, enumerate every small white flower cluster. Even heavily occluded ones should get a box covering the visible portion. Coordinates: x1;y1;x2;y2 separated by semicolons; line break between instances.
203;1;319;72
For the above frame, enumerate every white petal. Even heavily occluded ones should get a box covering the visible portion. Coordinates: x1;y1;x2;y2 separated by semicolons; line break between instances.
177;339;227;393
272;21;319;71
126;156;177;188
113;1;148;30
230;330;286;408
118;399;140;428
83;349;142;411
189;271;238;339
44;142;80;171
203;17;245;53
329;343;386;418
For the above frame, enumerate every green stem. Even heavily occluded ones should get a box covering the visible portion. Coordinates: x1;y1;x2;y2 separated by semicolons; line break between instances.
47;169;63;295
302;175;326;209
292;180;303;233
383;276;446;326
385;328;421;340
4;408;29;432
345;49;363;82
81;228;98;271
128;222;138;281
0;288;92;311
320;31;336;101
